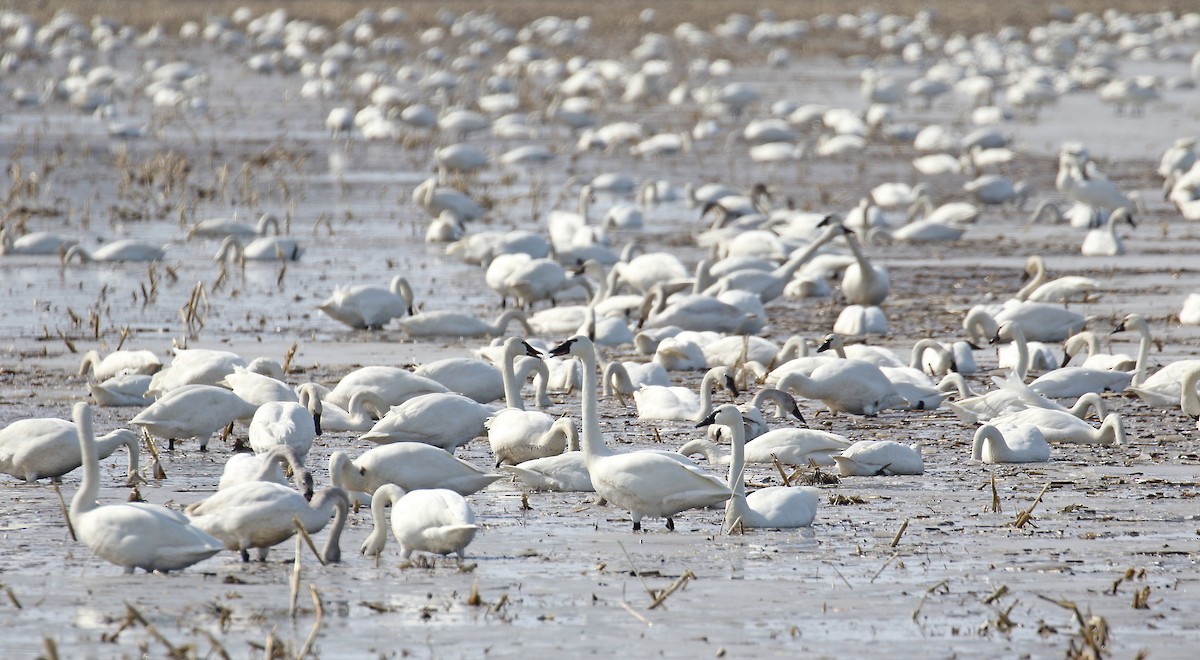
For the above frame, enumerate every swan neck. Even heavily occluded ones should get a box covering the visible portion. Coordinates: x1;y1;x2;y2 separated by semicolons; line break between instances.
500;341;525;411
723;414;750;533
971;426;999;460
1006;325;1029;380
908;339;940;371
71;403;100;518
1015;259;1044;300
1131;321;1152;387
321;490;350;562
777;372;817;399
696;370;719;422
1182;368;1200;417
577;341;613;460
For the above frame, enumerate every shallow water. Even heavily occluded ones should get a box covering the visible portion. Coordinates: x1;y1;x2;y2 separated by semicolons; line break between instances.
2;13;1200;660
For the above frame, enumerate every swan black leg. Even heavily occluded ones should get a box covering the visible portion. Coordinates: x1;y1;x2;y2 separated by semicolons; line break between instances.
666;517;675;531
240;549;250;563
632;520;641;532
168;438;176;451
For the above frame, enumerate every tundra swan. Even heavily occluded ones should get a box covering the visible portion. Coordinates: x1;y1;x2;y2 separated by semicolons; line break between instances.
187;484;349;563
819;218;889;306
638;284;762;334
0;228;77;255
948;375;1107;424
498;418;595;492
486;337;558;466
833;440;924;476
963;301;1084;344
697;405;819;530
776;357;906;416
680;425;851;467
990;409;1124;445
360;484;478;561
815;334;906;369
991;322;1063;380
396;309;533;338
323;366;448;410
971;424;1049;464
360;393;492;450
329;442;502;498
87;374;152;407
1061;331;1135;371
1081;208;1135;256
318;276;413;329
78;349;162;381
187;212;280;239
70;403;222;573
147;349;249;397
633;366;738;422
214;235;303;261
131;385;259;450
1016;255;1101;303
1;416;138;484
62;239;165;263
247;394;322;464
218;445;313;497
550;336;731;531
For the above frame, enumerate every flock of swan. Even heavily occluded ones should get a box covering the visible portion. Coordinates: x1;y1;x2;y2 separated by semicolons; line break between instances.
1;10;1200;657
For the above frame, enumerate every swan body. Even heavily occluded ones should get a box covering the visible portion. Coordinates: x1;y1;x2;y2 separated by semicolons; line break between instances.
396;309;532;338
963;301;1084;344
949;375;1104;424
817;334;906;369
486;337;556;466
360;393;492;450
640;287;762;334
1017;255;1101;303
834;440;924;476
247;395;322;464
633;366;738;422
187;484;349;562
323;366;449;410
87;374;152;407
218;445;313;497
188;213;280;239
1061;331;1135;371
826;220;889;306
63;239;166;263
698;405;819;530
701;336;780;369
1029;367;1132;399
0;229;77;255
220;368;296;407
990;409;1124;445
131;385;259;450
360;485;478;561
318;276;413;329
550;336;731;531
414;358;503;403
70;403;222;573
1;417;138;484
778;359;906;415
971;424;1049;464
78;349;162;381
681;426;852;467
330;444;502;498
1127;359;1200;408
1081;208;1135;256
215;235;303;262
499;418;594;491
832;304;888;336
148;349;247;396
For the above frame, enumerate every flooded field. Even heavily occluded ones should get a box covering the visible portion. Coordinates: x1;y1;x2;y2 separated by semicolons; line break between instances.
2;4;1200;658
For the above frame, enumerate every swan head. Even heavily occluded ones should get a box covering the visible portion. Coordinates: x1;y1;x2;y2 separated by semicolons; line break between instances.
695;402;741;429
1111;207;1136;228
816;333;844;353
548;335;589;358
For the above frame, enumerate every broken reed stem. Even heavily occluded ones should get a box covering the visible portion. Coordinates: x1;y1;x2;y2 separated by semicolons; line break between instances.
983;584;1010;605
196;629;231;660
282;341;298;375
42;637;58;660
142;431;167;480
829;564;854;590
289;534;302;620
1012;482;1052;528
620;600;652;627
649;569;696;610
616;541;655;600
125;602;183;658
871;553;900;583
295;585;325;659
771;454;792;486
5;584;23;609
53;483;76;541
293;517;325;565
990;471;1001;513
890;518;909;548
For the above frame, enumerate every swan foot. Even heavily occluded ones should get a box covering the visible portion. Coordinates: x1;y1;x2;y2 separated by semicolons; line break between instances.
167;438;176;451
632;520;641;532
240;549;251;563
666;517;675;531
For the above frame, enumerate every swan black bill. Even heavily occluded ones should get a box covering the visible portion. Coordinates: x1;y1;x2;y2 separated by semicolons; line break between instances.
522;341;543;358
548;338;576;357
695;409;719;427
724;375;739;398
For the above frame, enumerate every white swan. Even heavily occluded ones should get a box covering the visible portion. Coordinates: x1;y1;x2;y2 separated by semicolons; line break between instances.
1028;361;1132;398
633;366;738;422
498;418;594;492
187;212;280;239
0;228;77;255
971;424;1049;464
62;239;166;264
77;349;162;381
329;443;502;498
247;393;322;464
1061;331;1135;371
820;218;889;306
963;301;1084;344
832;304;888;336
1;415;138;484
317;389;386;432
360;484;478;561
697;404;819;530
322;366;448;410
834;440;924;476
318;276;413;329
131;385;259;450
486;337;558;466
415;353;549;405
815;334;906;369
1081;208;1135;256
218;445;313;498
360;393;492;450
1016;255;1101;303
214;235;303;262
991;322;1064;380
680;425;851;467
990;409;1124;445
702;222;842;303
147;348;248;397
396;309;533;338
187;484;350;562
777;359;906;416
949;375;1107;424
724;388;806;440
70;403;222;573
87;374;152;407
550;335;731;531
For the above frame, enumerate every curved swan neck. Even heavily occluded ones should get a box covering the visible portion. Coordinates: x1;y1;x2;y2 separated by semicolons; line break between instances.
971;425;1005;460
963;307;998;345
1015;256;1045;301
515;356;551;407
1181;367;1200;418
908;339;944;371
776;223;840;280
71;403;100;517
1128;318;1152;387
603;361;635;397
390;277;415;315
696;369;724;422
1100;414;1125;446
777;372;818;399
998;324;1029;380
321;489;351;563
499;338;526;411
78;350;101;377
329;452;366;492
491;310;532;337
